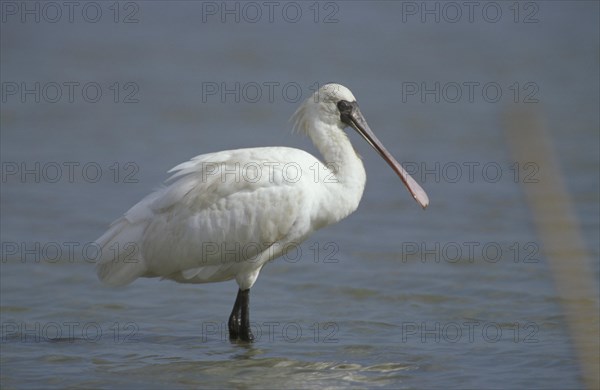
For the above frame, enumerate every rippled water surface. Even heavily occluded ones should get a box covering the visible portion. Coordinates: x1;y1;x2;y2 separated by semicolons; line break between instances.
1;2;598;389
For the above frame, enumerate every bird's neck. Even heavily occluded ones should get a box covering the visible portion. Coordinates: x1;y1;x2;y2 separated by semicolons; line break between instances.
308;121;367;222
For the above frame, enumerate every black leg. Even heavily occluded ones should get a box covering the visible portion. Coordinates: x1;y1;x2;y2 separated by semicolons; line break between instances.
228;288;254;342
239;289;254;342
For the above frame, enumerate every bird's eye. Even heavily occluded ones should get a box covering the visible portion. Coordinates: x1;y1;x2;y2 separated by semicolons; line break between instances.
337;100;353;113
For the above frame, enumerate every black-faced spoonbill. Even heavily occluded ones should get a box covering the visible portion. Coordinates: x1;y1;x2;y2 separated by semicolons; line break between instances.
96;83;429;342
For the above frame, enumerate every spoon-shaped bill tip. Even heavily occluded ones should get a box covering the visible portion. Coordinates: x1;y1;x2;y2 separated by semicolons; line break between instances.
404;172;429;209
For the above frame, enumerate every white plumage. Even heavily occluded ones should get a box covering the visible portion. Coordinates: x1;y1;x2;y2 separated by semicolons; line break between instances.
95;83;428;341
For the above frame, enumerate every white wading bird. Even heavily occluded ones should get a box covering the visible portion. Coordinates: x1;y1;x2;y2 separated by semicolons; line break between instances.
96;83;428;342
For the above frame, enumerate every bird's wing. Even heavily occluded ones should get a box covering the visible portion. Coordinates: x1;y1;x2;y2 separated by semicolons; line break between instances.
96;147;320;286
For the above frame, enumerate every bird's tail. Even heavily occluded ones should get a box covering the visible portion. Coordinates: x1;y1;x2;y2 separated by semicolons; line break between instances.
95;217;148;286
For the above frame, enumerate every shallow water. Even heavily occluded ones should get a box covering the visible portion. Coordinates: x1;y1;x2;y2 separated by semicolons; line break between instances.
1;2;598;389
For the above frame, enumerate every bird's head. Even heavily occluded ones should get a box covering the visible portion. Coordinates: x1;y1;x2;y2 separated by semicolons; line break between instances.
292;83;429;209
292;83;357;134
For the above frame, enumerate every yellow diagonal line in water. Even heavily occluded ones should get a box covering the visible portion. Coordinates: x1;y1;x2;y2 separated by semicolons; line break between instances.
505;109;599;390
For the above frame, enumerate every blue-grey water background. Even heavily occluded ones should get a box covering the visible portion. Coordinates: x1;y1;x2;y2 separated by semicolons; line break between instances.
1;1;598;389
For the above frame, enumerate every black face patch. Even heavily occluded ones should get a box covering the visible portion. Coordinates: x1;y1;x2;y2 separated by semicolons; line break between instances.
337;100;353;113
337;100;355;126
